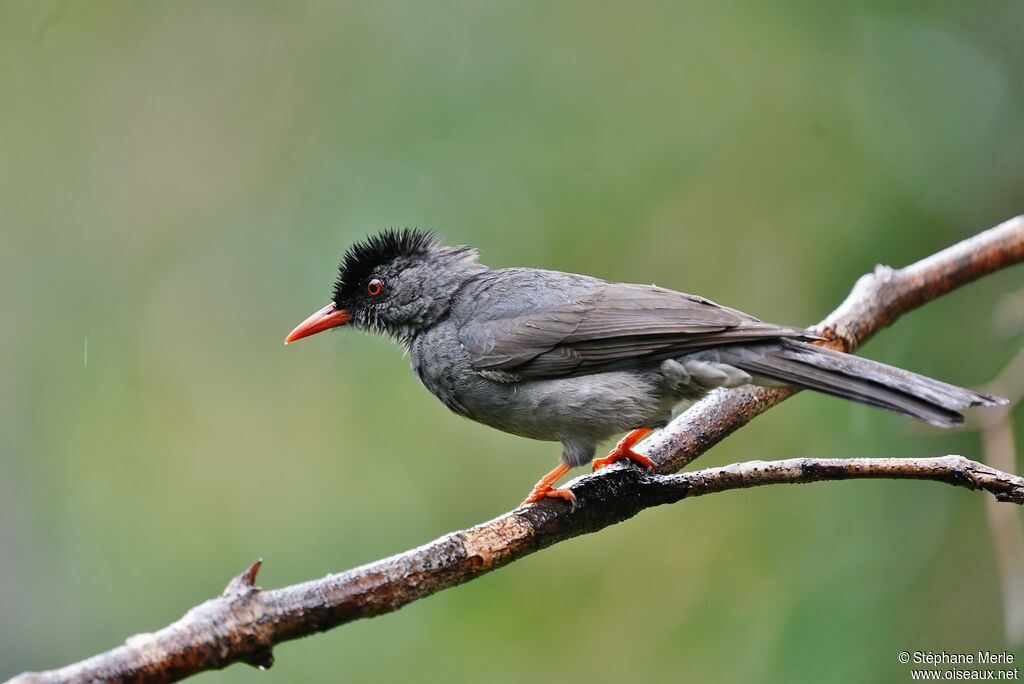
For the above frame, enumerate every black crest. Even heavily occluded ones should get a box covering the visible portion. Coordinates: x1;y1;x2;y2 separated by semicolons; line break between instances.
333;228;439;302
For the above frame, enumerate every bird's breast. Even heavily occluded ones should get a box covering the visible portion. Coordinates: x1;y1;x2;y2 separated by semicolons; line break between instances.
409;323;679;444
409;325;478;418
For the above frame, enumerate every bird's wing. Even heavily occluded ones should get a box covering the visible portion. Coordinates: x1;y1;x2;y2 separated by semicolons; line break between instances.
458;279;815;379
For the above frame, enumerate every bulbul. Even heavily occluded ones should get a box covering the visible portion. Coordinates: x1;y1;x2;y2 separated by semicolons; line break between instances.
285;229;1006;507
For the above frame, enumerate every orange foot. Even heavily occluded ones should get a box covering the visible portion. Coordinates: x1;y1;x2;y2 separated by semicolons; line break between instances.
593;428;655;472
521;463;577;511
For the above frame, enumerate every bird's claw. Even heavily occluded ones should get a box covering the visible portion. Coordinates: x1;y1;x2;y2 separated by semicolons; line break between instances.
592;449;655;473
521;486;577;512
593;428;656;473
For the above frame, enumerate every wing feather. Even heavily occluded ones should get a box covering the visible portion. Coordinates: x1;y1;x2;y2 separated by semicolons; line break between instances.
457;274;814;379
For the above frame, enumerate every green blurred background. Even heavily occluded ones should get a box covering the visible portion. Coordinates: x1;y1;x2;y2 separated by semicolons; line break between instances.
2;1;1023;682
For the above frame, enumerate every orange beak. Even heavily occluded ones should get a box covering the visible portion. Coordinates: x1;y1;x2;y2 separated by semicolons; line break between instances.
284;303;352;344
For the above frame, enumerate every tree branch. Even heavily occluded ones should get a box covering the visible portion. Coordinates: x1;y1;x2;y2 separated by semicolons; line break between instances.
659;455;1024;503
9;216;1024;684
644;214;1024;473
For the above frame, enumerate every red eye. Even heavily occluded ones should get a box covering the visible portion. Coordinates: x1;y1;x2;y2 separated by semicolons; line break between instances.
366;278;384;297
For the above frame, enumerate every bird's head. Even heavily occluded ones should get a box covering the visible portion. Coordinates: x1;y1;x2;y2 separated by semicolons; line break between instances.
285;228;482;345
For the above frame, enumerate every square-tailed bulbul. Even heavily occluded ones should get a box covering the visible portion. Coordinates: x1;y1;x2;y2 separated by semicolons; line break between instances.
285;229;1006;508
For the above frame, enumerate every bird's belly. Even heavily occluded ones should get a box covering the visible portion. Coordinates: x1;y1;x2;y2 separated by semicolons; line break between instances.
414;352;674;443
482;372;676;442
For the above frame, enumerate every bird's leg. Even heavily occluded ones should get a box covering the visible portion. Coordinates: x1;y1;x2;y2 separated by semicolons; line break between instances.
521;463;577;510
592;428;655;472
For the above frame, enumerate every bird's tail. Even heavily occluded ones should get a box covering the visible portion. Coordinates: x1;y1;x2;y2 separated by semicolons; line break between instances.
717;339;1007;427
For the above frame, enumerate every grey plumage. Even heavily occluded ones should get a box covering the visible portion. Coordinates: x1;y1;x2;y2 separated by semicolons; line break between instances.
457;270;815;378
291;229;1006;482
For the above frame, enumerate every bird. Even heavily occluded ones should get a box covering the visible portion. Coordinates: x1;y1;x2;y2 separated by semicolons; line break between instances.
285;228;1007;508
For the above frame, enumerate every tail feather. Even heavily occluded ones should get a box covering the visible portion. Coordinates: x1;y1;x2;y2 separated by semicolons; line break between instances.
716;339;1007;427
